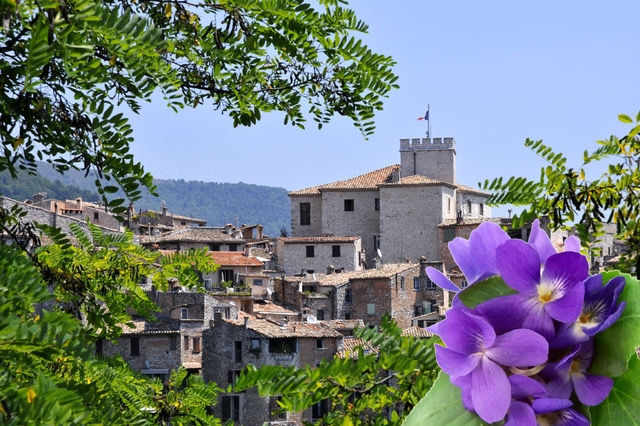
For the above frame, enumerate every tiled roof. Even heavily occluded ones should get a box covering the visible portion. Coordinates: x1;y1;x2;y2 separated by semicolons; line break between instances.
289;165;400;195
252;300;299;315
324;319;364;331
402;327;436;338
378;174;451;187
141;227;245;244
224;318;343;338
456;184;491;196
207;251;263;267
278;236;360;244
121;317;181;335
336;338;378;359
439;217;502;227
284;263;419;287
144;210;207;223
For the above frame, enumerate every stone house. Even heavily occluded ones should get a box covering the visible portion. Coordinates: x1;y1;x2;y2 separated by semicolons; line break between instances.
29;194;123;231
274;236;364;275
274;259;447;329
140;224;247;252
289;138;491;266
202;314;344;425
204;251;265;288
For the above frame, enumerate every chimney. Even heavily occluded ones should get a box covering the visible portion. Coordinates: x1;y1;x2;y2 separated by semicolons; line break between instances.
244;316;250;329
214;311;223;326
244;244;251;257
326;265;335;275
162;206;168;217
419;257;428;277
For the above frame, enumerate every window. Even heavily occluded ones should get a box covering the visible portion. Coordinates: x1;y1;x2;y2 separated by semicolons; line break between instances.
270;396;288;420
443;228;456;242
209;243;221;251
192;337;201;353
316;339;324;349
461;280;469;289
345;289;352;303
221;395;240;422
317;309;325;320
203;278;212;289
300;202;311;226
253;279;263;286
312;399;330;420
373;235;381;250
228;244;238;252
130;337;140;356
413;277;420;291
400;276;405;289
367;303;376;315
220;269;234;284
374;198;380;211
169;335;177;350
344;199;354;211
425;277;437;289
184;336;189;351
181;221;187;226
306;245;315;258
93;212;99;222
250;338;261;354
228;370;241;386
344;313;351;320
448;197;451;213
234;341;242;362
479;203;484;216
332;245;341;257
414;306;422;317
269;338;297;354
467;200;472;214
181;307;188;319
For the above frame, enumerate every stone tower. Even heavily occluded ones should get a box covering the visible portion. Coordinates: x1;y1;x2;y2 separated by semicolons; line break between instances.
399;137;456;184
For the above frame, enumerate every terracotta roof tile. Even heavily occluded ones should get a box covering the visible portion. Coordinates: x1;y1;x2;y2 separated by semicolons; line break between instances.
224;318;343;338
141;227;245;244
456;184;491;196
289;165;400;195
284;263;419;287
252;300;299;315
336;338;379;359
324;319;364;331
401;327;436;338
207;251;263;267
378;175;449;187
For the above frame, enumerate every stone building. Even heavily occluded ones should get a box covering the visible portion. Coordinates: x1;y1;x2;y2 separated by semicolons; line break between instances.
274;236;364;275
202;314;344;425
29;194;123;231
273;259;447;329
289;137;491;266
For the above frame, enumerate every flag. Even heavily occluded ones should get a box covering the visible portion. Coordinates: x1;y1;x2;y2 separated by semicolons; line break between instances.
417;111;429;121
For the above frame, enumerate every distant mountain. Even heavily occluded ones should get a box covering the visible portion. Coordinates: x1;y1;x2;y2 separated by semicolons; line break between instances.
11;162;291;237
0;169;99;203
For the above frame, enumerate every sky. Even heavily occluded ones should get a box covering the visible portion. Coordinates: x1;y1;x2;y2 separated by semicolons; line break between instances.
127;1;640;218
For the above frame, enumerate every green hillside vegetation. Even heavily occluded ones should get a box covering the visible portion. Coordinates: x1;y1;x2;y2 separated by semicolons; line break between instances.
0;170;99;203
31;163;290;236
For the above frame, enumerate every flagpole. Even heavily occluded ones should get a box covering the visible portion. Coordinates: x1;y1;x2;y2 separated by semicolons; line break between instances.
427;104;430;138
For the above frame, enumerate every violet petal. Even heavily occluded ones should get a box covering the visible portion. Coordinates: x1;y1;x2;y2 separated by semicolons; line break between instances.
531;397;574;414
470;357;511;424
586;301;625;336
545;377;573;400
509;375;546;399
449;222;509;284
545;281;585;323
564;236;581;254
505;400;536;426
555;408;590;426
496;239;541;293
485;329;548;368
528;219;557;264
584;274;603;295
475;294;527;335
572;372;613;406
521;299;556;340
426;267;460;292
438;308;496;353
435;345;481;378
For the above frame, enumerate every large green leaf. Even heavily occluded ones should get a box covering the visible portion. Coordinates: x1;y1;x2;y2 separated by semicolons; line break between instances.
589;271;640;377
589;355;640;425
403;371;485;426
458;276;517;309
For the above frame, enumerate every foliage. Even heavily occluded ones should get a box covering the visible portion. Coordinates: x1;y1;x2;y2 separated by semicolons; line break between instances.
233;315;439;425
1;0;397;214
0;210;221;423
480;112;640;277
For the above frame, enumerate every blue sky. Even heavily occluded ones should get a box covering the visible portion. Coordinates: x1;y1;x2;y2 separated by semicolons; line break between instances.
127;1;640;218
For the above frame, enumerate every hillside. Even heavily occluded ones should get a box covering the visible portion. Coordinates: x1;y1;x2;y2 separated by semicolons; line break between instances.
0;170;99;203
11;163;291;237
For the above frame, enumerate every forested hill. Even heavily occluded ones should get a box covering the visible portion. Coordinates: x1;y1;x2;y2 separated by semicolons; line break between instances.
8;163;291;237
0;170;99;203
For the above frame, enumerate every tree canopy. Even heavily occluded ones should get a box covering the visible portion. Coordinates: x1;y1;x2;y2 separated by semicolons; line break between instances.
1;0;398;212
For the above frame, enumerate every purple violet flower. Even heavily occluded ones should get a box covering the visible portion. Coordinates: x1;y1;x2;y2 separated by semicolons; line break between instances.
552;274;626;348
503;375;547;426
495;240;589;339
531;397;590;426
434;307;548;423
542;342;613;406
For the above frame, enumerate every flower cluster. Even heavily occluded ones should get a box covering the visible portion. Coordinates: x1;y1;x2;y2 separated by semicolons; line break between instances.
427;220;626;425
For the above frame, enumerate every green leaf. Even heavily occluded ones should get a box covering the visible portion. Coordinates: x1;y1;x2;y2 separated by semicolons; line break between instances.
404;371;484;426
618;114;633;124
590;271;640;377
589;355;640;425
457;276;517;309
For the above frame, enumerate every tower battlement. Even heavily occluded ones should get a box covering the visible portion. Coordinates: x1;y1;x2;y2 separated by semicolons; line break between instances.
399;137;455;151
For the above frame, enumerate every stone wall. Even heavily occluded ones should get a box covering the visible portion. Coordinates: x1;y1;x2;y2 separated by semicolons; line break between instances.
290;194;323;237
399;138;456;184
279;239;362;275
320;190;380;265
379;185;444;263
